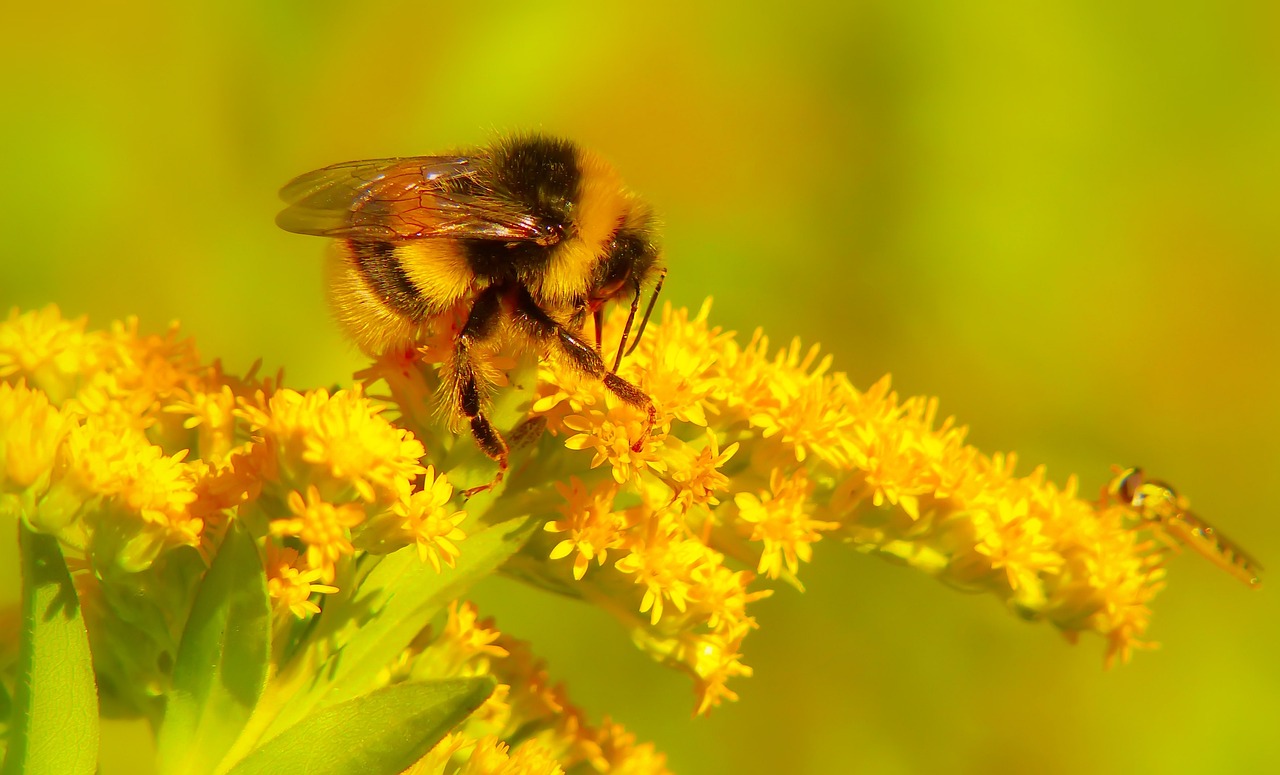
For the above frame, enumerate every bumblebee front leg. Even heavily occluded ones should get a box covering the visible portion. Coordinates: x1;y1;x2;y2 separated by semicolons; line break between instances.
512;289;656;451
452;285;509;494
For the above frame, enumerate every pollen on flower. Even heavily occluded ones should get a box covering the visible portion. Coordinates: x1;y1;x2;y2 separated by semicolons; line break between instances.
392;466;468;572
104;316;203;400
592;718;671;775
692;563;772;634
637;332;722;428
725;335;850;464
453;735;565;775
970;498;1064;599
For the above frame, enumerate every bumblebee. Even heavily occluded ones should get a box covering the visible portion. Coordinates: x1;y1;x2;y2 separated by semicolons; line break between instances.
1107;466;1262;588
277;134;665;485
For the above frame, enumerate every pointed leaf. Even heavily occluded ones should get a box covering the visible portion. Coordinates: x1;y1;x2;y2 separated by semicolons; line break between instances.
3;526;99;775
157;523;270;775
225;678;493;775
318;514;536;705
265;514;535;738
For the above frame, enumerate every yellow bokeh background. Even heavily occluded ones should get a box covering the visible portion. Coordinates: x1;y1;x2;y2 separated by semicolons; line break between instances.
3;3;1277;772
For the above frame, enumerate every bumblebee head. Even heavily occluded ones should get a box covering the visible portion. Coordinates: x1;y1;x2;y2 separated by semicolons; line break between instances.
589;208;660;306
588;203;665;371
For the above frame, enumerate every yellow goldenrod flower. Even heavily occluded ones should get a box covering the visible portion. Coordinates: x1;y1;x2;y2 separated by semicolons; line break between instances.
60;418;203;569
624;300;729;430
270;485;365;581
563;404;666;485
613;527;706;625
506;301;1173;710
391;466;469;572
455;735;565;775
664;429;738;512
166;381;242;462
385;602;668;774
265;545;339;618
0;306;104;404
238;386;426;505
402;732;567;775
441;600;511;669
0;381;70;513
546;477;627;580
531;364;602;435
733;467;840;579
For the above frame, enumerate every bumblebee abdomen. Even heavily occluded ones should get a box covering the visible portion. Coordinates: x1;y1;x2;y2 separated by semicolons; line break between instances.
328;239;475;354
349;240;435;319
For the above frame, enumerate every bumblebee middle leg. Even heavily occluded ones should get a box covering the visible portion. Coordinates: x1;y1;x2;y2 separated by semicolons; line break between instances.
512;288;656;451
451;284;509;493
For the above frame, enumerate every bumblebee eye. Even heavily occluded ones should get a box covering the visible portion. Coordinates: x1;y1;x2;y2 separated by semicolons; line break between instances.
534;221;568;247
593;272;631;301
591;245;634;301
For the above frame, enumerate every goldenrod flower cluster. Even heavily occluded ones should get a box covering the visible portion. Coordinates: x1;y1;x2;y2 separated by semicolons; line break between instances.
0;306;663;773
395;602;669;775
2;301;1174;772
370;301;1165;714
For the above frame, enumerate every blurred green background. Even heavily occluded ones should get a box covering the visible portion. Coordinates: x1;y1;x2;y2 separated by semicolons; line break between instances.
3;2;1277;773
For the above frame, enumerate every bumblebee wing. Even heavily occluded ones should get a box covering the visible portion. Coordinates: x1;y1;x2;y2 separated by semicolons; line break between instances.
276;156;550;242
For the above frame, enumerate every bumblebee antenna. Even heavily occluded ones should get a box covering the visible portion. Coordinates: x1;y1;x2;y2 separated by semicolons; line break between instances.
624;268;666;358
611;281;642;372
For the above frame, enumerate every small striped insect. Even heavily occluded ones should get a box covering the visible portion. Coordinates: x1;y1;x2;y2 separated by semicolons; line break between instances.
1107;466;1262;588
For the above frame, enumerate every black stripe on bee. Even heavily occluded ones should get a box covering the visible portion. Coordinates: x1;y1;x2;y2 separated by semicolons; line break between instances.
348;239;432;321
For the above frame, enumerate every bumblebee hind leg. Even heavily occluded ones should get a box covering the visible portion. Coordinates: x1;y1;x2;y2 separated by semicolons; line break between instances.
451;285;509;496
512;288;656;452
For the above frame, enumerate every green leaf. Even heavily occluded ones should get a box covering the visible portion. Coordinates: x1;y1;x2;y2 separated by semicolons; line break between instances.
157;523;271;775
224;678;493;775
94;546;206;720
3;525;99;775
318;515;536;705
265;514;536;738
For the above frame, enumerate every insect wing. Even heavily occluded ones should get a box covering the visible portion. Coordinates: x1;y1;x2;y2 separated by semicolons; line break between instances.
276;156;551;242
1163;511;1264;588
